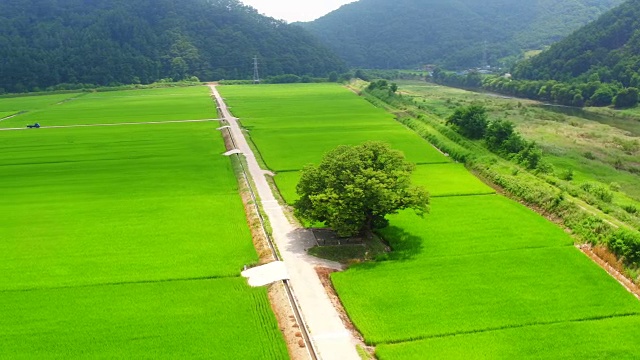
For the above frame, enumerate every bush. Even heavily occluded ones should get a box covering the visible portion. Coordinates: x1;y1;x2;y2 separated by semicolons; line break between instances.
589;86;615;106
559;169;574;181
514;142;542;169
608;229;640;265
623;204;638;215
613;87;639;108
446;104;489;139
580;182;614;203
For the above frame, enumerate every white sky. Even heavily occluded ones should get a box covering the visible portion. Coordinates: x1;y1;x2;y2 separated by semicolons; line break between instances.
240;0;356;22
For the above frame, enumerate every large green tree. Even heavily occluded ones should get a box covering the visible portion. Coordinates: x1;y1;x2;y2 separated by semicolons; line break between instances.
294;142;429;237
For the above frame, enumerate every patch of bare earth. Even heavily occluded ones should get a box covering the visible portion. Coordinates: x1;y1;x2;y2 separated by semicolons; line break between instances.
316;267;376;358
222;125;308;360
269;283;309;360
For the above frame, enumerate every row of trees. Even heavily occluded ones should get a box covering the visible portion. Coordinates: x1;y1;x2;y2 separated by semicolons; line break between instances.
431;69;639;108
482;76;639;108
447;105;543;170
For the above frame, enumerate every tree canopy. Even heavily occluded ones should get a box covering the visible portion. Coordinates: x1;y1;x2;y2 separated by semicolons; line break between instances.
294;142;429;238
0;0;345;93
300;0;621;69
446;105;489;139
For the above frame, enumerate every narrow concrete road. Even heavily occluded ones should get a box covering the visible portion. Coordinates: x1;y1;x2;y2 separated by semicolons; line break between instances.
210;85;360;360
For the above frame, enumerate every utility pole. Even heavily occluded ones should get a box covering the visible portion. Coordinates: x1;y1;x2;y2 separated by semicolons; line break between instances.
253;56;260;84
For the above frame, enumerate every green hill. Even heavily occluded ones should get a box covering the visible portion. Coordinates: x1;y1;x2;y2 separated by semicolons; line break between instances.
513;0;640;86
300;0;622;69
0;0;345;93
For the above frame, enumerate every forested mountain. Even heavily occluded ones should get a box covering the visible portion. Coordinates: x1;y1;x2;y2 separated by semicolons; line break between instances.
513;0;640;86
0;0;345;93
300;0;623;69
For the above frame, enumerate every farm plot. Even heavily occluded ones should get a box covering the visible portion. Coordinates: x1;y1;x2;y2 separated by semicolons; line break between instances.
379;195;572;259
332;246;640;344
0;87;216;128
0;278;288;359
0;87;288;358
219;84;449;171
0;122;257;289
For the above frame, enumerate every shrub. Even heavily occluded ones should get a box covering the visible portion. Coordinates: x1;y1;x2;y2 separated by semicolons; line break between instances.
581;182;614;203
560;169;574;181
446;104;489;139
608;229;640;265
613;87;639;108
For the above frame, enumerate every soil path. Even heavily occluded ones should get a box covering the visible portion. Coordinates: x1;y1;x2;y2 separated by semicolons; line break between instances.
210;85;360;360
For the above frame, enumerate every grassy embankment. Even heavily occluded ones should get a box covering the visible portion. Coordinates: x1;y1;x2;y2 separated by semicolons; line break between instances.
0;87;288;358
219;83;640;359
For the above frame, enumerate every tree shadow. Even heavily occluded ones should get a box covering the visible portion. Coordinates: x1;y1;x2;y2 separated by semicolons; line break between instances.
380;226;424;262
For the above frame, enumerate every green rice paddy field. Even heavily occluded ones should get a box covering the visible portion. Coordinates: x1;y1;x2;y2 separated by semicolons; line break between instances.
220;83;640;359
221;84;449;172
0;87;288;358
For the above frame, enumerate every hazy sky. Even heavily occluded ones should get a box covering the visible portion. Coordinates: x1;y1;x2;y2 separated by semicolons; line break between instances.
240;0;356;22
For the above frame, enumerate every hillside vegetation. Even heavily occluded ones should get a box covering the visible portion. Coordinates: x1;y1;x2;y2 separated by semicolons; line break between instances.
301;0;622;69
0;0;344;93
514;0;640;84
435;0;640;108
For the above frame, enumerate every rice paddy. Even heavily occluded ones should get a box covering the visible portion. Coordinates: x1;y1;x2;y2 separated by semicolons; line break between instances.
220;83;640;359
220;84;449;172
0;87;217;128
0;87;288;358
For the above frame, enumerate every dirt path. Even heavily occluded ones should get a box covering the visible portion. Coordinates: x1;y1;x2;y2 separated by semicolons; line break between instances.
210;85;360;360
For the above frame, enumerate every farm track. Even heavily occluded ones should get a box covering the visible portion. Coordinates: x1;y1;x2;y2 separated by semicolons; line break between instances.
0;118;222;131
211;85;360;360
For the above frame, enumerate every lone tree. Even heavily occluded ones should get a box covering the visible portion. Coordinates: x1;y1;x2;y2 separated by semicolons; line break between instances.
294;142;429;238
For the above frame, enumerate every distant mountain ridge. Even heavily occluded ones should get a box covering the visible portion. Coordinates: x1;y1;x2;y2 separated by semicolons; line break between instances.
0;0;345;93
300;0;623;69
513;0;640;86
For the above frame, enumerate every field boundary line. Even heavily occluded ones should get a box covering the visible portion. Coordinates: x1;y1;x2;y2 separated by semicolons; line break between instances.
0;274;240;293
375;312;640;346
430;192;496;198
0;118;222;131
0;111;26;122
